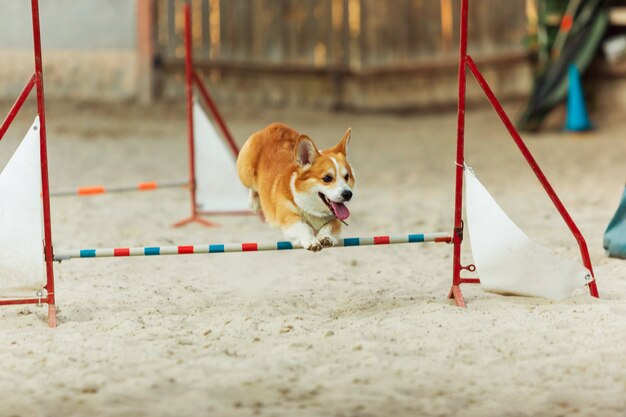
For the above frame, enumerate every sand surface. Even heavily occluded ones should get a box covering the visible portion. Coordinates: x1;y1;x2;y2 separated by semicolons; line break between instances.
1;99;625;417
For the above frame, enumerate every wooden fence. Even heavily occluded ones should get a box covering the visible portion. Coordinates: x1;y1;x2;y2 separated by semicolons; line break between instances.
154;0;530;109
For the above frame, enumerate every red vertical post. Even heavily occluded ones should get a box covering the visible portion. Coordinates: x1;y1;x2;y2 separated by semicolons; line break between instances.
449;0;470;307
31;0;57;327
173;2;216;228
184;3;196;218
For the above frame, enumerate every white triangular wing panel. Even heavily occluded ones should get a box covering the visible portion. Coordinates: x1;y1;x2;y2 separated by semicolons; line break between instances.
0;118;45;298
193;101;249;213
465;167;592;300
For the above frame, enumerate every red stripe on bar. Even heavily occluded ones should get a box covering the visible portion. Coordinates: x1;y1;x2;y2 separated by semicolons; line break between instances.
114;248;130;257
374;236;390;245
138;181;157;190
242;243;258;251
435;237;453;243
78;186;105;195
178;246;194;254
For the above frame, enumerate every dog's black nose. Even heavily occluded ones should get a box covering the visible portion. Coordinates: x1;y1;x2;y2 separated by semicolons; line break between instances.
341;190;353;201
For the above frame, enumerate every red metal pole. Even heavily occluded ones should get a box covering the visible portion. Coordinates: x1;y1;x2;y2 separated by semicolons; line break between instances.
0;298;48;306
0;74;37;142
449;0;470;307
31;0;58;327
466;56;598;298
173;2;216;228
185;3;197;218
192;71;239;156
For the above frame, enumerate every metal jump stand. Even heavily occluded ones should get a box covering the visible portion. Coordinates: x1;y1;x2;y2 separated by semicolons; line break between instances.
449;0;599;306
173;3;248;228
0;0;56;327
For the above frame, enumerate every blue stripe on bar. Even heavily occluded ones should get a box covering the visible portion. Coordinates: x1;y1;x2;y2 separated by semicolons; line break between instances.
277;241;293;250
408;234;425;243
80;249;96;258
209;244;225;253
344;237;360;246
144;247;160;256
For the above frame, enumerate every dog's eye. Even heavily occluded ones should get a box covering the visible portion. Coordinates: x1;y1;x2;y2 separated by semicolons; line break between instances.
322;175;333;183
344;174;349;181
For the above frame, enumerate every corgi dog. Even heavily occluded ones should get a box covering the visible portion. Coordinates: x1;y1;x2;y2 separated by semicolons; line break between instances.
237;123;355;252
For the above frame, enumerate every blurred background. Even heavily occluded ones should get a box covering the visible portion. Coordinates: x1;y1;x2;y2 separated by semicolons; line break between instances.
0;1;625;122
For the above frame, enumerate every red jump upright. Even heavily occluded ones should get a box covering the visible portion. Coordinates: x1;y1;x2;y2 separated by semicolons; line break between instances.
173;3;251;228
0;0;57;327
449;0;599;306
173;3;217;228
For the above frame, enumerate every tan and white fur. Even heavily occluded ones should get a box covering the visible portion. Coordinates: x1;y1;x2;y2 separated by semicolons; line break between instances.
237;123;355;252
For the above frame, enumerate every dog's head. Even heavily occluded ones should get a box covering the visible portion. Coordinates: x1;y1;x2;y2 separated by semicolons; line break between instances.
291;128;355;220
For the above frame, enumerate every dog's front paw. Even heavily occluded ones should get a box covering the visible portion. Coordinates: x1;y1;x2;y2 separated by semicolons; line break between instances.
318;235;338;248
317;220;341;249
300;236;322;252
317;228;339;248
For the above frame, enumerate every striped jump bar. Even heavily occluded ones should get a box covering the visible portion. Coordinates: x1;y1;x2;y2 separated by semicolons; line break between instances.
54;232;452;261
50;179;188;197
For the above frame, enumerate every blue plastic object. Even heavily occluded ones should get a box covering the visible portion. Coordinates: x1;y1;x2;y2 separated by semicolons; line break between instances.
604;185;626;259
565;64;592;131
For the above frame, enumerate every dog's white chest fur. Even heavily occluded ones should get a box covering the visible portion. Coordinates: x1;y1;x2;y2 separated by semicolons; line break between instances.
298;210;335;234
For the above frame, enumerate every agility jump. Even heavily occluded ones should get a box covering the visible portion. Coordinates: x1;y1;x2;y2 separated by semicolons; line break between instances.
0;0;599;328
48;5;250;227
53;233;452;262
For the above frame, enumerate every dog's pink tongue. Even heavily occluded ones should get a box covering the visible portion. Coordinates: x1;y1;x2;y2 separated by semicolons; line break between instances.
330;201;350;220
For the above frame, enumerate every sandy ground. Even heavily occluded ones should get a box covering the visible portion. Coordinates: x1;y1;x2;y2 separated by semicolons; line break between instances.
1;98;626;417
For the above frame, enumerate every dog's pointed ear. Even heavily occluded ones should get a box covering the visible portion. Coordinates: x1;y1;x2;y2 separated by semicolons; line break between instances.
331;128;351;155
295;135;319;167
